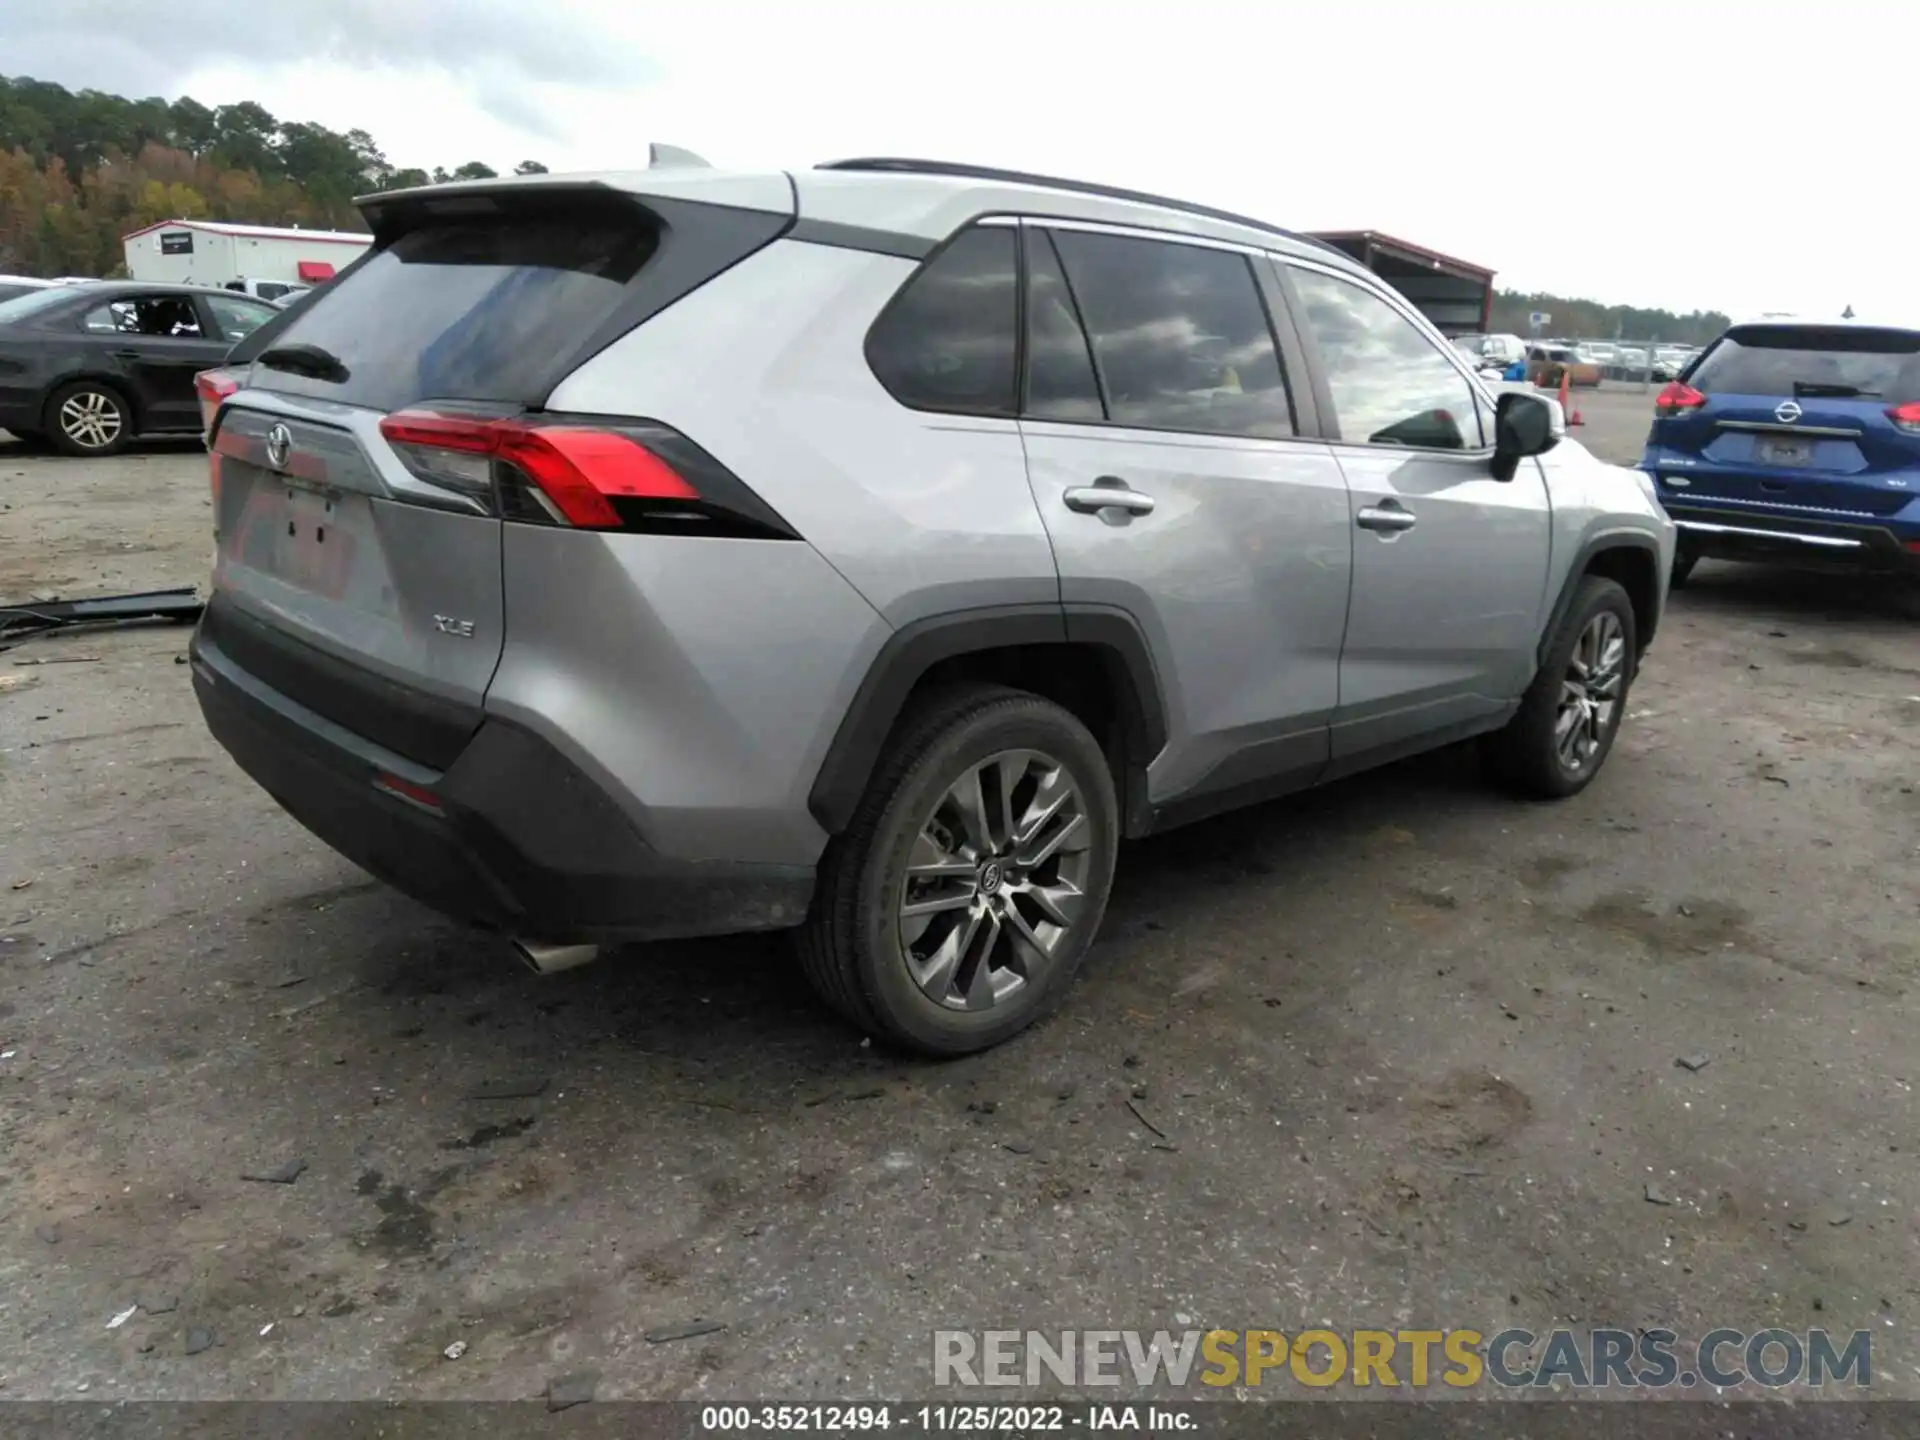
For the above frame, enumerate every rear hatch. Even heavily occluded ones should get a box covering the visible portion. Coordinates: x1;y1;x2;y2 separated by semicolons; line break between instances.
1647;323;1920;519
202;178;792;769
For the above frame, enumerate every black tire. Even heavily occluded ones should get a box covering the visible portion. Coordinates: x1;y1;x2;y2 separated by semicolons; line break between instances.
1670;546;1699;590
1486;575;1638;800
43;380;133;458
798;685;1119;1056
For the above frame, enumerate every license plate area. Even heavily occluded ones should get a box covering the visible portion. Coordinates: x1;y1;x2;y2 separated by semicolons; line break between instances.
270;483;363;601
1757;435;1815;466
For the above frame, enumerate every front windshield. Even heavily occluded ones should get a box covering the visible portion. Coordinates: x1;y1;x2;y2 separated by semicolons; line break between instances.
0;286;75;324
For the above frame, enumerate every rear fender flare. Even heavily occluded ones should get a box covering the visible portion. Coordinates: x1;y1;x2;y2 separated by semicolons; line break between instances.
807;603;1168;836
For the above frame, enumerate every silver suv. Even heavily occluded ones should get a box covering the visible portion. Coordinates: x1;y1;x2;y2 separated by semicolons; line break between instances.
191;158;1675;1055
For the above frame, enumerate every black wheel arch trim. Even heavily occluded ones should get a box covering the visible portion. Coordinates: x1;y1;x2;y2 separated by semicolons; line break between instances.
807;603;1169;836
1537;530;1662;667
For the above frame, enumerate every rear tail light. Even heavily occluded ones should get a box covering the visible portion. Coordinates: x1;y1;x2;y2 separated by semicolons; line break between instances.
196;368;240;509
1653;382;1706;413
376;410;795;539
1886;401;1920;434
196;368;239;436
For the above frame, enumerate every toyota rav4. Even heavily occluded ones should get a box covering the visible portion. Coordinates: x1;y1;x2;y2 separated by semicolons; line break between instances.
190;157;1674;1055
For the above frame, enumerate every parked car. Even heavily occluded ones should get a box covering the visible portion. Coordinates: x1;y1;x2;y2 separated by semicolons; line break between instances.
189;158;1673;1054
1650;347;1695;382
1642;318;1920;586
1527;344;1604;388
0;281;279;454
0;274;57;305
1576;341;1618;368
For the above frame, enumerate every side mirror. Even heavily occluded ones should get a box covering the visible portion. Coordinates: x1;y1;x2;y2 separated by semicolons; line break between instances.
1491;391;1563;480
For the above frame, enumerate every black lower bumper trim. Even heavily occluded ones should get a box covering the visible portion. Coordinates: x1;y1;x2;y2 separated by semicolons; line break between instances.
1666;506;1920;573
191;626;814;944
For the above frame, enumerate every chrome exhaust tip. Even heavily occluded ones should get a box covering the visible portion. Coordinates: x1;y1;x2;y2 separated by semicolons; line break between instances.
512;939;601;975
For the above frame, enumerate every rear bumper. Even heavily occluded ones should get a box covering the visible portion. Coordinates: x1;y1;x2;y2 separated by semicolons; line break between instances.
191;626;815;944
1663;503;1920;573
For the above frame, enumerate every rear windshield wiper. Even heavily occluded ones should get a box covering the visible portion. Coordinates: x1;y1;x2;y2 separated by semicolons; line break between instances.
1791;380;1877;398
256;342;350;383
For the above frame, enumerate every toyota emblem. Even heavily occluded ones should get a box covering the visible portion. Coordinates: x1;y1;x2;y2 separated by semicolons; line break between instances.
264;422;293;470
1773;400;1802;425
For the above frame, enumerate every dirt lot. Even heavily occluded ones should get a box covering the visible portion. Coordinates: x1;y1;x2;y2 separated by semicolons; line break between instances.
2;394;1918;1403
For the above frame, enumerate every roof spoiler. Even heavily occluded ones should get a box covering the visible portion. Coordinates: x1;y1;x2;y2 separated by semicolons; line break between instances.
649;143;711;169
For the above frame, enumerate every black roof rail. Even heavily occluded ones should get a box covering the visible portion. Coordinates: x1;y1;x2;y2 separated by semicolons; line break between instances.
815;157;1341;255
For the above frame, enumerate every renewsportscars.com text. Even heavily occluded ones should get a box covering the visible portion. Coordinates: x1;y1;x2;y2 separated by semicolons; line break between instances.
933;1327;1872;1390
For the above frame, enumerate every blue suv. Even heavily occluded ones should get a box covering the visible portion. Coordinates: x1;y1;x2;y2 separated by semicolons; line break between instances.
1640;319;1920;586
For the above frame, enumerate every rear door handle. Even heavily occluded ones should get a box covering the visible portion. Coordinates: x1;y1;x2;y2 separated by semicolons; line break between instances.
110;349;143;361
1356;501;1417;534
1064;477;1156;516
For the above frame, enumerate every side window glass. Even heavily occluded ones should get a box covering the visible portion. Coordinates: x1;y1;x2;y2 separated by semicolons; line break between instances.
89;297;205;339
866;225;1017;417
1023;229;1103;422
1049;230;1295;439
1288;268;1480;450
204;293;275;341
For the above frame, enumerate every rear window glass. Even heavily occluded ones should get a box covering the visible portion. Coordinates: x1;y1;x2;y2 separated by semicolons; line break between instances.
256;210;658;411
1690;326;1920;402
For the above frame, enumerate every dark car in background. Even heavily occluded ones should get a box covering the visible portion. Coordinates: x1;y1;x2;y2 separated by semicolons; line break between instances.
0;281;279;455
1642;319;1920;586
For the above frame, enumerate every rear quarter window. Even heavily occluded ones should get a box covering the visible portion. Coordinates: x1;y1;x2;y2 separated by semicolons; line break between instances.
865;226;1019;417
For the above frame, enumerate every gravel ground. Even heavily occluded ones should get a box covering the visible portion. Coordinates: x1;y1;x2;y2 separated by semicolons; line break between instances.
2;399;1917;1404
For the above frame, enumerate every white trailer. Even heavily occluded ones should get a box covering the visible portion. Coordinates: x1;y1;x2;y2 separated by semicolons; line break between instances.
122;219;371;297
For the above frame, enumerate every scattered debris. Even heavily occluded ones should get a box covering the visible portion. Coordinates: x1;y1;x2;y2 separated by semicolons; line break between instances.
441;1117;535;1151
141;1295;178;1316
269;973;310;990
34;1222;59;1245
240;1158;308;1185
546;1370;600;1411
9;879;32;891
1644;1183;1674;1206
184;1327;215;1356
1677;904;1695;918
1002;1142;1033;1156
443;1340;467;1361
645;1320;727;1344
0;587;203;643
1676;1053;1711;1072
1125;1099;1168;1140
965;1099;998;1115
13;654;101;666
107;1305;138;1330
467;1076;550;1102
1762;774;1790;787
1823;1208;1853;1228
1150;1142;1179;1153
804;1087;884;1107
1787;1218;1808;1232
259;1323;274;1337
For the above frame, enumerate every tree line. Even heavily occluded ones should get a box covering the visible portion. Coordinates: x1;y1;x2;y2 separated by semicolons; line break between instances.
0;74;546;276
1489;290;1732;348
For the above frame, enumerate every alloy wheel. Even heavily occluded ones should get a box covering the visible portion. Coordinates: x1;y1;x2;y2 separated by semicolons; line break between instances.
897;748;1093;1012
58;390;123;451
1555;610;1626;773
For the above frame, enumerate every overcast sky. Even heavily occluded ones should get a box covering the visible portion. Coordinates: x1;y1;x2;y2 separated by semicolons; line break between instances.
8;0;1906;321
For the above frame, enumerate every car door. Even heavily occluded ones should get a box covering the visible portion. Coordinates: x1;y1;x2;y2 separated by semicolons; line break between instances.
1279;260;1551;770
200;291;280;350
81;294;227;432
1017;222;1354;815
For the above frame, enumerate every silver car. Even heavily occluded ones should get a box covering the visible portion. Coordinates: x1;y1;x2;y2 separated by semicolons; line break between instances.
191;157;1675;1054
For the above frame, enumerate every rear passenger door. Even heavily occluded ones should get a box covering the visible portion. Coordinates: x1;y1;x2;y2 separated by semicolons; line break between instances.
1279;261;1551;767
82;294;227;431
1018;222;1354;811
